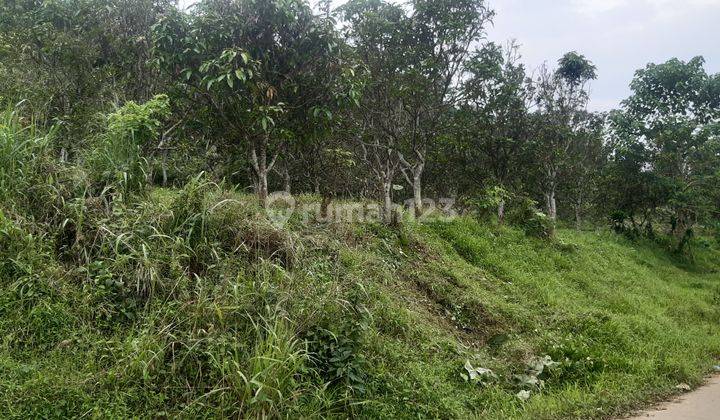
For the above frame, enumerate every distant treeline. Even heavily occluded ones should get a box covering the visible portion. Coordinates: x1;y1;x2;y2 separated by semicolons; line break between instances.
1;0;718;250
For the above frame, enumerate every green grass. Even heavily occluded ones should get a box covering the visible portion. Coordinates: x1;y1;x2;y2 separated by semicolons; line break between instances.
1;185;719;419
358;221;720;418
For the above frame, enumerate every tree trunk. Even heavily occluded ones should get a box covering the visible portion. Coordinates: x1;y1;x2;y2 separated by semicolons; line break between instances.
251;140;270;208
257;170;268;208
545;189;557;221
498;199;505;225
412;173;422;218
161;150;168;186
320;195;332;220
282;165;291;194
399;154;424;219
544;167;558;222
382;179;393;224
161;162;168;187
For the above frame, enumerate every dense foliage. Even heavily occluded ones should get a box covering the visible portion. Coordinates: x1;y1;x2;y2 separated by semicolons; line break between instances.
1;0;717;244
0;0;719;418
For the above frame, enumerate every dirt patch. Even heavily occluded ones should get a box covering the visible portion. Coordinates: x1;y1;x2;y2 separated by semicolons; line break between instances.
406;271;503;348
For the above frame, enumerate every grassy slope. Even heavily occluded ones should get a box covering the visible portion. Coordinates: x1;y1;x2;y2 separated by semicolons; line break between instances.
361;221;720;418
1;188;719;419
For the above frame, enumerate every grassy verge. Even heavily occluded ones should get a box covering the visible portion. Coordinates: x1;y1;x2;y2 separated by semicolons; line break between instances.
1;184;719;418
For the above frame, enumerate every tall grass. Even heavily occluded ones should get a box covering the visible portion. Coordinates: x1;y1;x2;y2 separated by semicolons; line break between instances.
0;105;53;206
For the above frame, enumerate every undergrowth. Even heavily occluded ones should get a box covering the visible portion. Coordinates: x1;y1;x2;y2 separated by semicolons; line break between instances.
1;109;720;419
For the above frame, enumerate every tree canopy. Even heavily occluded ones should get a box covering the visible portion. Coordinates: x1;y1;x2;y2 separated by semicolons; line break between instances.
0;0;717;251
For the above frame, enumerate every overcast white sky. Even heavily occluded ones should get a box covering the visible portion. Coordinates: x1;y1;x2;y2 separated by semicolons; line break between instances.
179;0;720;111
486;0;720;110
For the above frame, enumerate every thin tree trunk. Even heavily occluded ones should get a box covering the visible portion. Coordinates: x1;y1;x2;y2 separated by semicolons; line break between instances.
412;173;422;218
320;195;332;219
250;139;271;209
282;165;291;194
257;170;268;208
574;195;582;230
498;199;506;225
162;162;168;186
544;167;558;222
545;189;557;221
399;154;424;219
258;142;268;208
383;179;393;224
543;185;557;238
161;150;168;186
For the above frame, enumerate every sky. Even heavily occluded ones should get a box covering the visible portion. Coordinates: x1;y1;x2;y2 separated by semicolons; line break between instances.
178;0;720;111
485;0;720;111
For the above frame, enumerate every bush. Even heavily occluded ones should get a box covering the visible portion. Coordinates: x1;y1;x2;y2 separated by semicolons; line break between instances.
86;95;170;197
305;302;369;395
467;185;512;221
507;197;553;239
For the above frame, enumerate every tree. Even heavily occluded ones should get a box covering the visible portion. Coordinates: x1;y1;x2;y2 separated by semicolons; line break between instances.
560;111;606;229
396;0;493;217
0;0;172;137
458;41;531;223
531;51;597;223
342;0;492;220
602;110;669;236
614;57;720;246
340;0;409;222
153;0;352;207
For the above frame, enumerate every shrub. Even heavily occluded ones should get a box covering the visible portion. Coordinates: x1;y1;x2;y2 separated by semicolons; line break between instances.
609;210;626;234
467;185;513;221
304;286;369;396
305;317;368;395
86;95;170;197
507;197;553;239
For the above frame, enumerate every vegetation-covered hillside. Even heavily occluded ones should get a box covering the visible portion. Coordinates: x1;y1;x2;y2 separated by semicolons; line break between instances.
2;178;719;418
1;0;719;418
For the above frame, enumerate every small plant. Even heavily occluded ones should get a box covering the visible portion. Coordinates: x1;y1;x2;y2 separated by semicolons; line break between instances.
81;260;139;326
468;186;513;222
460;360;497;386
305;325;368;394
511;355;558;399
459;354;558;399
305;294;370;395
544;332;605;384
